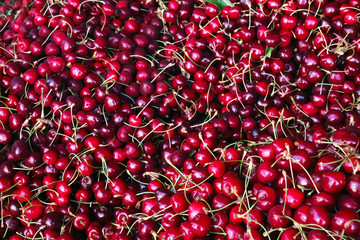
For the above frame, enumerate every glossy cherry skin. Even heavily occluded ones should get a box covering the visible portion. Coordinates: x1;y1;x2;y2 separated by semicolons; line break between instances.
347;175;360;198
208;161;226;178
243;229;264;240
307;205;331;228
161;210;180;230
190;213;212;237
24;200;44;220
267;204;293;228
256;186;278;211
332;209;360;235
321;171;346;193
307;230;331;240
137;219;157;238
212;211;229;233
188;202;208;221
225;223;245;240
257;162;279;183
283;188;305;209
312;192;335;209
243;208;264;229
222;177;244;199
280;228;301;240
170;192;188;213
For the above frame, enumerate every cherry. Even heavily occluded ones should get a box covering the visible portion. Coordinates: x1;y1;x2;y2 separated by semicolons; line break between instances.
280;228;301;240
205;3;218;17
307;230;331;240
304;15;319;29
315;155;337;173
124;142;141;159
188;202;208;221
212;194;233;212
4;217;20;233
283;149;311;171
42;212;63;230
312;192;335;209
191;182;214;201
225;223;245;240
195;149;213;166
347;175;360;198
73;213;90;230
344;11;357;25
281;15;298;30
137;219;157;238
179;221;194;240
267;204;293;228
170;192;188;213
94;187;112;205
70;63;88;80
208;161;226;178
243;208;264;229
308;205;331;228
337;194;360;211
0;130;12;144
321;171;346;193
224;148;241;166
283;188;305;209
256;186;278;211
190;213;211;237
122;189;139;207
24;199;43;220
222;176;244;199
162;210;180;230
212;211;229;233
11;139;30;161
49;57;66;73
257;162;279;183
332;209;360;235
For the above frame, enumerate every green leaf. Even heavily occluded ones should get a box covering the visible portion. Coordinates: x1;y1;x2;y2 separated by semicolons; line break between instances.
265;47;274;58
204;0;234;10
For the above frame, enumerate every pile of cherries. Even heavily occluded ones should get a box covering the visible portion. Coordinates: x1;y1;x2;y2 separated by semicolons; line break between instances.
0;0;360;239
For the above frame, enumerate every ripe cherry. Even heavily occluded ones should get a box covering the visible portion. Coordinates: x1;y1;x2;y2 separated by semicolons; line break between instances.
321;171;346;193
308;205;331;228
332;209;360;235
190;213;211;237
267;204;293;228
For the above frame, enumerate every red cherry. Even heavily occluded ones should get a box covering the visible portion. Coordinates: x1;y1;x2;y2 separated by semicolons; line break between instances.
344;11;357;24
222;177;244;199
256;186;278;211
281;14;298;30
308;205;331;228
283;188;305;209
257;162;279;184
347;175;360;198
243;208;264;229
267;204;293;228
170;193;188;213
190;213;211;237
224;148;241;166
332;209;360;235
188;202;208;221
225;223;245;240
321;171;346;193
280;228;301;240
212;211;229;233
24;200;43;220
208;161;226;178
73;213;90;230
307;230;331;240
